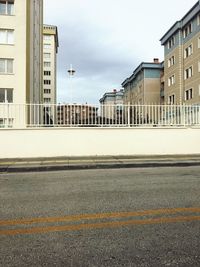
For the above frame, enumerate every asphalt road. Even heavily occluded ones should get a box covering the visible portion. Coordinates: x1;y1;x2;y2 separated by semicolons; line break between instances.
0;166;200;267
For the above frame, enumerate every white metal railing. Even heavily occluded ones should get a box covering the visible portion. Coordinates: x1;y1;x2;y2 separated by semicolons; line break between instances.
0;103;200;128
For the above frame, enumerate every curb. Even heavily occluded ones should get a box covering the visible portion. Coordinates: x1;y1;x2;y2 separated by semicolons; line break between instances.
1;161;200;173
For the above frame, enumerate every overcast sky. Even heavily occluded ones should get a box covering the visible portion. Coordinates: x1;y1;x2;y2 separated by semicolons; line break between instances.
44;0;198;104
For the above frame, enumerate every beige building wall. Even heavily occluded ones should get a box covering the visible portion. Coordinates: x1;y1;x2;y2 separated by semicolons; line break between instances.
99;90;124;120
0;0;26;104
161;2;200;105
129;79;144;105
124;83;131;105
122;60;163;105
100;99;116;120
43;25;58;104
144;79;162;104
163;46;180;104
0;0;43;105
183;31;200;104
163;32;200;105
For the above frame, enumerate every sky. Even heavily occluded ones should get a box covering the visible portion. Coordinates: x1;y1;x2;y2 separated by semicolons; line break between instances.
44;0;198;104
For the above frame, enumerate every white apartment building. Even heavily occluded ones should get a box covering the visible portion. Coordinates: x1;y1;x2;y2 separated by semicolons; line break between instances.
0;0;43;106
43;24;58;104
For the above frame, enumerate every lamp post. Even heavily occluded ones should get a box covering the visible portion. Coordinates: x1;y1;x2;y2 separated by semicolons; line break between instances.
67;64;75;103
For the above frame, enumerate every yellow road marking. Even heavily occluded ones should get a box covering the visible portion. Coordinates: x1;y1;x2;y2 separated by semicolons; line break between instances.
1;215;200;236
0;207;200;226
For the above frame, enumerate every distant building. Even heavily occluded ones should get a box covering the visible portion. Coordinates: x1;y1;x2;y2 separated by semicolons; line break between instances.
160;61;165;105
122;59;163;105
99;89;124;122
57;104;98;125
99;89;124;105
43;25;59;105
160;1;200;105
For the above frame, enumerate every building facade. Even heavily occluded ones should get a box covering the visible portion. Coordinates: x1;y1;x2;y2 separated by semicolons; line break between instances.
122;59;163;105
0;0;43;105
99;89;124;121
43;24;58;105
160;1;200;105
57;104;98;126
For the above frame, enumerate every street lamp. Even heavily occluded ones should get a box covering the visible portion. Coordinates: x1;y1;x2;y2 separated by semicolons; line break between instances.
67;64;76;103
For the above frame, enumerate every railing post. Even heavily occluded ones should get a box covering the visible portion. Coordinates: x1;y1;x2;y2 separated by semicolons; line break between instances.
1;103;200;129
128;102;130;127
22;104;26;128
183;104;186;127
6;103;9;128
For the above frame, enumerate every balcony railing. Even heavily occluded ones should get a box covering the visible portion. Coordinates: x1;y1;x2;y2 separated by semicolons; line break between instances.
0;103;200;128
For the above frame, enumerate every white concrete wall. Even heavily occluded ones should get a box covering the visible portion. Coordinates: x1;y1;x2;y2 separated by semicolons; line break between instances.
0;128;200;159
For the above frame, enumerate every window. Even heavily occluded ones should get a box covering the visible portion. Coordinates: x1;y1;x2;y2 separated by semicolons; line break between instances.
44;89;51;94
184;44;193;58
198;61;200;72
0;118;13;127
43;53;50;59
0;29;14;44
168;75;175;86
44;71;51;76
0;58;13;73
43;35;51;40
44;62;51;67
44;98;51;103
184;66;193;79
0;0;14;15
0;88;13;102
198;37;200;49
44;80;51;85
44;44;51;49
168;94;175;104
183;23;192;38
168;56;175;67
168;36;175;49
185;88;193;100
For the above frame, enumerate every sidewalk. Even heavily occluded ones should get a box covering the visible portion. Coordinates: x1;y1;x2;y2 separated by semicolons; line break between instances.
1;155;200;173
